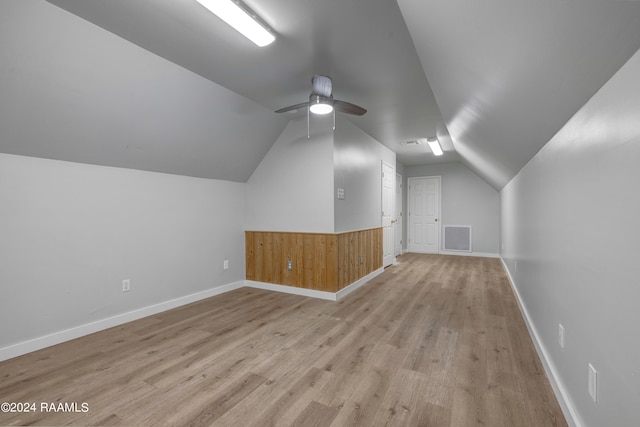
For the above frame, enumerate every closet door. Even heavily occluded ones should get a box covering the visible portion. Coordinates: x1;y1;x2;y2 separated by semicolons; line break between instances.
408;176;440;253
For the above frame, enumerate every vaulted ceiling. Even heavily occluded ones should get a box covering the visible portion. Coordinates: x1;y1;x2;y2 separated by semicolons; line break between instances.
4;0;640;188
398;0;640;188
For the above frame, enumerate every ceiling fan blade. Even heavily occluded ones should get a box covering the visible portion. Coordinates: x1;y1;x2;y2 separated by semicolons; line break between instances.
275;102;309;113
334;100;367;116
312;74;333;98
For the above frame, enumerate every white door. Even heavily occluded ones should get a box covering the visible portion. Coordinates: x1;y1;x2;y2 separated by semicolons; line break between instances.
394;173;403;256
382;162;394;267
408;176;440;253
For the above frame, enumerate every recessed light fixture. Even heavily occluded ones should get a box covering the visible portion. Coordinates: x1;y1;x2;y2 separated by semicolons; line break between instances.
427;137;443;156
196;0;275;47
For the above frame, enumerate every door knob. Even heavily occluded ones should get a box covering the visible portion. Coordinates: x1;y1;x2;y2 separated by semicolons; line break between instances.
435;218;438;222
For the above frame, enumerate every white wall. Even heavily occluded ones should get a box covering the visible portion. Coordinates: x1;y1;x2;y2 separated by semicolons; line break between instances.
406;162;500;256
334;117;396;232
0;154;246;357
501;48;640;427
245;115;335;233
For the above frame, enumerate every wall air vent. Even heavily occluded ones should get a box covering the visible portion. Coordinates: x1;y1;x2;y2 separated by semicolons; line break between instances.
443;225;472;252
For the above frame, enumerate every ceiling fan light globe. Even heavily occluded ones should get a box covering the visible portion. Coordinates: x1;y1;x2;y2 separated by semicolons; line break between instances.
310;103;334;115
309;94;334;115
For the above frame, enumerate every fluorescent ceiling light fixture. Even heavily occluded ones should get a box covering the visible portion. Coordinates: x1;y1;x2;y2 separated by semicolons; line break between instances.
309;94;334;115
196;0;275;47
427;137;443;156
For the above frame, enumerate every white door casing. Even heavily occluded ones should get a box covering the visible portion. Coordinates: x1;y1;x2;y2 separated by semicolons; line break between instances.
382;162;394;267
395;173;403;256
408;176;440;253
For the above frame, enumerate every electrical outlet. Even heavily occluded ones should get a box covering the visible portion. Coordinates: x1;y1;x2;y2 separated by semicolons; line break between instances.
558;324;565;348
287;260;293;271
588;363;598;402
223;260;229;270
122;279;131;293
360;255;364;264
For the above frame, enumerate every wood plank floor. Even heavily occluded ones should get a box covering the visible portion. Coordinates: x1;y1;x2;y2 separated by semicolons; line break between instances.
0;254;567;426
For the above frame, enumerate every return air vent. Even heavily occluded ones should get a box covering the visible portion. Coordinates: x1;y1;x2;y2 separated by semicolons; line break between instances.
443;225;472;252
401;139;424;146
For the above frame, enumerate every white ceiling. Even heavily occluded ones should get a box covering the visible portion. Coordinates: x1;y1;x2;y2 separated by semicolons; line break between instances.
46;0;458;169
5;0;640;187
398;0;640;188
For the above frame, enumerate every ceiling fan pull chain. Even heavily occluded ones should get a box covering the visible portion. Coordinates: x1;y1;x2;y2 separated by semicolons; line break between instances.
307;105;310;139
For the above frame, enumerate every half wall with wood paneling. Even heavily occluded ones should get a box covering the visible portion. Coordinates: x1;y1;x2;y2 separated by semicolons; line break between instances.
245;228;382;293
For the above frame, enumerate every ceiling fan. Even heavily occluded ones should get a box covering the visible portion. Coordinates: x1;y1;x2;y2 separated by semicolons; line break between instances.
275;74;367;138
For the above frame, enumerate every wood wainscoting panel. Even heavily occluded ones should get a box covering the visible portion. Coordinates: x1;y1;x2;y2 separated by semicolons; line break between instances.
335;228;383;291
246;228;382;293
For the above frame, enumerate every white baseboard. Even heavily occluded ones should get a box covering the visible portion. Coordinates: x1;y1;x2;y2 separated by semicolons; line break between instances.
440;250;500;258
245;280;339;301
0;281;245;362
246;267;384;302
407;250;499;258
336;267;384;300
499;258;584;427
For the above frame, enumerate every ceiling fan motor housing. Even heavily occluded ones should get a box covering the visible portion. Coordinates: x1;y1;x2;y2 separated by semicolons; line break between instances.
311;74;333;97
275;74;365;116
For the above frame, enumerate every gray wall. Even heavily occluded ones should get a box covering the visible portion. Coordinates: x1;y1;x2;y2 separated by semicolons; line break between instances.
406;162;500;255
0;0;268;360
501;48;640;426
246;114;396;234
334;117;396;233
0;153;246;353
245;116;335;233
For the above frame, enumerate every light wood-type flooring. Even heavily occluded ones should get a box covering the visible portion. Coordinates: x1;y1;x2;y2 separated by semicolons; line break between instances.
0;254;567;426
